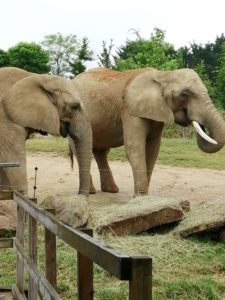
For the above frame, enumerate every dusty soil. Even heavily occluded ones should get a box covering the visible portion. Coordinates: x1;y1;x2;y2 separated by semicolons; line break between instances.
26;153;225;207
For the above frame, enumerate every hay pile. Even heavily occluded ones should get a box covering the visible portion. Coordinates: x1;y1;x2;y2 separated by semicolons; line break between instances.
173;199;225;237
90;196;190;235
41;195;89;228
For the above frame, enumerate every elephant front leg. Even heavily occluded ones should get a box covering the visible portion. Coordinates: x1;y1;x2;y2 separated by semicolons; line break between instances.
123;117;149;196
93;148;119;193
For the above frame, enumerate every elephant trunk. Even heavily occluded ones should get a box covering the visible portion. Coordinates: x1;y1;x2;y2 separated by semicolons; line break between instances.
196;105;225;153
68;110;92;196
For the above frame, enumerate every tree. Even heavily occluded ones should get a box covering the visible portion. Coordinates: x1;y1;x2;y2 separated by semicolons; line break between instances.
69;37;93;77
0;49;10;67
215;43;225;108
114;28;182;71
8;42;50;73
179;34;225;82
194;61;216;103
97;39;114;68
41;33;93;77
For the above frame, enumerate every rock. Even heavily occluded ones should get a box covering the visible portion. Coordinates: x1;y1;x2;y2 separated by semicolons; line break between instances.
173;199;225;237
0;200;17;237
95;197;190;235
41;195;90;228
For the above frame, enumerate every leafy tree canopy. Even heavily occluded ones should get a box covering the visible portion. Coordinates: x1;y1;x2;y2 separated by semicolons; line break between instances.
114;28;183;71
0;49;10;67
41;33;93;77
8;42;50;73
97;39;115;69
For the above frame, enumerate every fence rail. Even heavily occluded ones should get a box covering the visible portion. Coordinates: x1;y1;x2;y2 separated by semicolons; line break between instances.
0;190;152;299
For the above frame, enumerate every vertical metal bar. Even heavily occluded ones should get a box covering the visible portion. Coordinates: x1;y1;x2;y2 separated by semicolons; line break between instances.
45;208;57;289
77;229;94;300
129;257;152;300
28;198;38;300
16;204;25;294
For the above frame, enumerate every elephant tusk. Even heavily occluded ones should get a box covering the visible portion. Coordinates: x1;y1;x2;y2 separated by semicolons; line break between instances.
192;121;217;145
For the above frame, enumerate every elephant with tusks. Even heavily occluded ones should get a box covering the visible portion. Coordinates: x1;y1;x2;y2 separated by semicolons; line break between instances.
72;67;225;196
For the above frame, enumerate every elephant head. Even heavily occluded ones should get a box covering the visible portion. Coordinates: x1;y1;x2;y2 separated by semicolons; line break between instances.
124;68;225;153
0;71;92;195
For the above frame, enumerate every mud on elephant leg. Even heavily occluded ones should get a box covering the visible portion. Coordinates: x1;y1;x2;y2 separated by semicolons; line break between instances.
93;148;119;193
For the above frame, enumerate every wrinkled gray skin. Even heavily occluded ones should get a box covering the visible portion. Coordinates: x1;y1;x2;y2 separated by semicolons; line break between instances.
72;67;225;196
0;67;92;196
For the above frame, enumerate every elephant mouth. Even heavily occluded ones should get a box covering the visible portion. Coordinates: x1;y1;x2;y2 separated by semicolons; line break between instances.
192;121;217;145
60;121;69;138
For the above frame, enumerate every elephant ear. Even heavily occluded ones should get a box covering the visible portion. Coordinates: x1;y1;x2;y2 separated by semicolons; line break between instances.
2;74;60;135
123;70;174;124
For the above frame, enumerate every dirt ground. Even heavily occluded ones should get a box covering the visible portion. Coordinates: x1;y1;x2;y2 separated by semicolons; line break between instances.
26;153;225;207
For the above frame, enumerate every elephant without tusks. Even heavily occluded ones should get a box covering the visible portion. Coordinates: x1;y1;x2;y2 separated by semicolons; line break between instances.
72;67;225;196
0;67;92;196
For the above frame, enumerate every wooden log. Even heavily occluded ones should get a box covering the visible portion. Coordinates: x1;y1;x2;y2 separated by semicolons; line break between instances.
77;229;94;300
0;238;13;248
28;198;38;300
45;209;57;290
16;205;25;294
0;191;13;200
96;198;190;235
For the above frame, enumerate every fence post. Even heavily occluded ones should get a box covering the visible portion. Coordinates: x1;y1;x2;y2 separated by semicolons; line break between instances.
77;228;94;300
129;257;152;300
45;208;57;289
28;198;38;300
16;204;25;294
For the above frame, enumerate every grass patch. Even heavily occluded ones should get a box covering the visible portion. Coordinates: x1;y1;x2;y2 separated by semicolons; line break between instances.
26;136;225;170
26;135;68;156
1;230;225;299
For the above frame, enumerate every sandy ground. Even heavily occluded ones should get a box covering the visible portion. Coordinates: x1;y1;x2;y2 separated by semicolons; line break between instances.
26;153;225;207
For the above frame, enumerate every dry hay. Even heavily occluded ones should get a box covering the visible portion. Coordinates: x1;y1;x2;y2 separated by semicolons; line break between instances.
40;194;90;228
173;199;225;237
90;196;190;235
98;231;215;282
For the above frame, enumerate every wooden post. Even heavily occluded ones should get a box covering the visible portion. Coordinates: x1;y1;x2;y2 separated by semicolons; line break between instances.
16;205;25;294
28;198;38;300
129;257;152;300
45;208;57;289
77;229;94;300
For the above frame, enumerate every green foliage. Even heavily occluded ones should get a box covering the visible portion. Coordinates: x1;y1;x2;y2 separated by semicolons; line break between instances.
215;43;225;108
97;39;115;68
0;49;10;67
7;42;50;73
179;34;225;82
69;37;93;77
41;33;93;77
194;61;217;103
114;28;182;71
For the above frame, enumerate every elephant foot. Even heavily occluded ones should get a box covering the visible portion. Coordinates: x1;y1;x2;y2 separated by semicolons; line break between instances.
101;183;119;193
89;184;96;194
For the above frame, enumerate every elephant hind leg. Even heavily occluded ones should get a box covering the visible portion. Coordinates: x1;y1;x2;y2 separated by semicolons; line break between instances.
93;148;119;193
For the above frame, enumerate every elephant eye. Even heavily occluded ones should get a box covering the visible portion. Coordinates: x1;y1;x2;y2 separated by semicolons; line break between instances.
71;103;81;110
